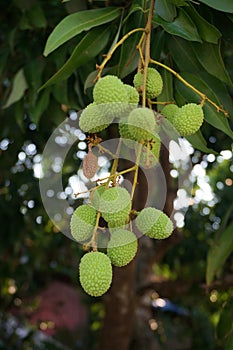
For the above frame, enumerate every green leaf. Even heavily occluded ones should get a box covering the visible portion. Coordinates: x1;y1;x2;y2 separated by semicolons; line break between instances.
39;26;111;90
84;66;117;92
226;332;233;350
29;89;50;125
199;72;233;121
193;42;233;86
3;69;28;109
168;36;203;72
186;130;218;154
27;4;47;28
157;65;174;110
153;8;202;42
185;5;221;43
174;72;233;139
206;221;233;285
117;6;145;78
217;299;233;342
198;0;233;13
154;0;177;22
44;7;120;56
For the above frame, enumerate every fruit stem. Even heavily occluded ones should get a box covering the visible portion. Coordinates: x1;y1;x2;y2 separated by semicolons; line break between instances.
130;143;143;201
107;138;122;187
141;0;156;107
95;28;146;82
150;58;229;116
89;210;102;251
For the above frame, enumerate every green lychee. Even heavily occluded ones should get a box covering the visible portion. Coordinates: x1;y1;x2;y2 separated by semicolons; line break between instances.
99;186;131;227
79;251;112;297
136;207;173;239
133;68;163;99
70;204;97;242
161;104;179;123
172;103;204;136
128;107;157;142
93;75;129;118
107;229;138;267
135;134;161;169
79;103;113;133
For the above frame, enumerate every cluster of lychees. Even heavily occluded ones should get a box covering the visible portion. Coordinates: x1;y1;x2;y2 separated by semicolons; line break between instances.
72;68;205;297
71;186;173;297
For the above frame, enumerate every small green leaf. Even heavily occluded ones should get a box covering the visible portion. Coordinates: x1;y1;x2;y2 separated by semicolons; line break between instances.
39;26;111;90
186;130;218;155
154;0;177;22
44;7;120;56
3;69;28;109
206;221;233;286
199;0;233;13
185;5;221;43
193;42;233;86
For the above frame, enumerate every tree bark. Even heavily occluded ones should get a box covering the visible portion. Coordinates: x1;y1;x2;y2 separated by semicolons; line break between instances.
98;161;148;350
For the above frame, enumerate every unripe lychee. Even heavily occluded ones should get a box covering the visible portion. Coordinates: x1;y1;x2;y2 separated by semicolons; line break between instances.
79;103;113;133
91;186;105;210
128;107;157;142
79;251;112;297
161;104;179;123
107;229;138;267
124;84;140;104
99;187;131;227
172;103;204;136
70;204;97;242
93;75;129;118
135;134;161;169
119;117;136;149
136;207;173;239
133;68;163;99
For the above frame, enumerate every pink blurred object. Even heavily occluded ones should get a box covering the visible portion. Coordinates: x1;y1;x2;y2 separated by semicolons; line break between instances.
29;280;87;336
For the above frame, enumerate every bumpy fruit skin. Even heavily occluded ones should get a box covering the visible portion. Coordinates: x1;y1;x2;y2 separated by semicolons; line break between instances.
79;103;113;133
70;204;97;242
107;229;138;267
128;107;157;142
172;103;204;136
94;75;127;104
124;84;140;104
133;68;163;99
79;251;112;297
91;186;105;210
119;117;136;149
136;207;173;239
99;187;131;227
135;135;161;169
162;104;179;123
93;75;128;118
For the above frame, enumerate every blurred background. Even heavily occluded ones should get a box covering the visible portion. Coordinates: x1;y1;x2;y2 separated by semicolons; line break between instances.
0;0;233;349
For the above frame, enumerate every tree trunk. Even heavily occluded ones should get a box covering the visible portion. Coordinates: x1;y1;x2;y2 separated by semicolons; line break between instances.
98;161;148;350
